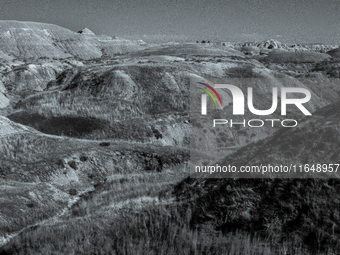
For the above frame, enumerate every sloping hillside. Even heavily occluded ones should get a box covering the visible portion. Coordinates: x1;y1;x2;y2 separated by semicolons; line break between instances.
327;47;340;59
175;98;340;252
216;99;340;176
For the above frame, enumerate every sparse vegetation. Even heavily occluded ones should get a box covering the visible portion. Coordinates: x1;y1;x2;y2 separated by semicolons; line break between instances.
1;173;338;254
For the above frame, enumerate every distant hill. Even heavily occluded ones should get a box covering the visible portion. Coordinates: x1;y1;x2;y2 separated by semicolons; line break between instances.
0;20;142;60
225;39;338;55
128;43;244;58
264;50;331;63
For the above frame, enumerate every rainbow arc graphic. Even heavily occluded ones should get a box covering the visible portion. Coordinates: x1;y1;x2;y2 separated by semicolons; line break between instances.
196;82;222;107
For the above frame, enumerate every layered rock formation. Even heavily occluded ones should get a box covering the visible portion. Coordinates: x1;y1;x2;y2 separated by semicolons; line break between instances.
0;20;142;60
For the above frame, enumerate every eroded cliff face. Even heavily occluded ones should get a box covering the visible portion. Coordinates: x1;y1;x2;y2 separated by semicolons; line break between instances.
1;63;66;93
0;20;142;60
0;20;146;107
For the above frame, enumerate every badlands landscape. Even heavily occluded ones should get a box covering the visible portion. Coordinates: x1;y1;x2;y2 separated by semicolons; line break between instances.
0;20;340;254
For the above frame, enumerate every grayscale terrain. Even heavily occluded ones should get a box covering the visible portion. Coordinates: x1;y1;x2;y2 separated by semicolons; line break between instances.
0;21;340;254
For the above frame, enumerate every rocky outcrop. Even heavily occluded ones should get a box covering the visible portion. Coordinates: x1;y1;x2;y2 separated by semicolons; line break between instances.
77;28;96;36
223;39;338;54
258;39;283;49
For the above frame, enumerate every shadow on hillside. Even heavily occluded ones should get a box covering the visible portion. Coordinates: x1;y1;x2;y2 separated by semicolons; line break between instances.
7;112;108;138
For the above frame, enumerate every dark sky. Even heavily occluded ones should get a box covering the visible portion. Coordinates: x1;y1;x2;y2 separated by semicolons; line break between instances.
1;0;339;43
